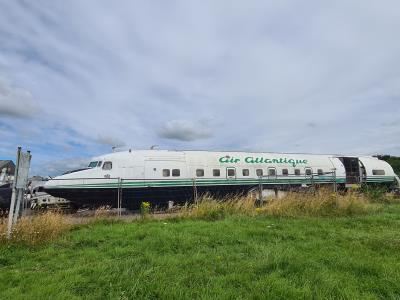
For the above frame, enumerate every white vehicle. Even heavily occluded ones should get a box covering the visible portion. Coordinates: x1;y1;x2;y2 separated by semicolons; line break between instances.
44;149;398;209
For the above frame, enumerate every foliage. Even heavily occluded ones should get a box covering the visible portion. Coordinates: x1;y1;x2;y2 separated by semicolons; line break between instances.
140;201;151;217
375;154;400;175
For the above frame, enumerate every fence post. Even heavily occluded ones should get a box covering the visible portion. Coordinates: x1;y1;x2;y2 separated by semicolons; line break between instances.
192;178;198;204
7;147;31;239
332;169;337;194
117;177;122;217
258;176;263;206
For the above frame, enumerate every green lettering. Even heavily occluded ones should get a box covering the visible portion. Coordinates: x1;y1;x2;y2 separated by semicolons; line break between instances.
288;159;295;167
219;156;229;163
245;157;254;163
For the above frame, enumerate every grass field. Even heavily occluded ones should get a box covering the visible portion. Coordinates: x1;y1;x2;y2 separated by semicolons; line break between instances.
1;203;400;299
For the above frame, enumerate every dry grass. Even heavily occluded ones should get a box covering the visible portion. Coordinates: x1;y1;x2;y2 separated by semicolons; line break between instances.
94;206;117;218
0;212;71;246
179;188;382;220
179;194;256;220
260;189;372;217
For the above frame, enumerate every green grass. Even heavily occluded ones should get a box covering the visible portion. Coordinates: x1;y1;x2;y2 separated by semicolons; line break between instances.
1;205;400;299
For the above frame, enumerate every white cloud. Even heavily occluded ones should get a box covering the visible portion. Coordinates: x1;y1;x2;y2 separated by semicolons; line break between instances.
158;119;213;141
0;77;37;118
96;135;126;147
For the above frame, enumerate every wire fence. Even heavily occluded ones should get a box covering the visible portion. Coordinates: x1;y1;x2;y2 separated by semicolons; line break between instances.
45;171;344;212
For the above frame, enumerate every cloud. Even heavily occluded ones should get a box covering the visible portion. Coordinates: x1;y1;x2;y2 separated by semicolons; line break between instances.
35;157;89;177
96;135;126;148
0;77;37;118
0;0;399;170
158;120;213;141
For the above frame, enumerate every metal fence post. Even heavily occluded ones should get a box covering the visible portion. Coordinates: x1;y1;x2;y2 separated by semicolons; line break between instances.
117;177;122;217
192;178;198;204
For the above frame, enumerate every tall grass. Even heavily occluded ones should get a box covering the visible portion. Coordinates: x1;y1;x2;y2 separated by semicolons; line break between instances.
179;188;387;220
180;194;256;220
260;189;371;217
0;212;71;246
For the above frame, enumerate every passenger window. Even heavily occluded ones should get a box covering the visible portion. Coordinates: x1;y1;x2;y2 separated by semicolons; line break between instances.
196;169;204;177
227;169;235;177
102;161;112;170
305;168;312;176
242;169;249;176
256;169;263;176
282;169;288;176
268;168;276;176
97;161;102;167
172;169;180;177
295;169;300;176
372;170;385;175
163;169;170;177
317;169;323;175
213;169;220;177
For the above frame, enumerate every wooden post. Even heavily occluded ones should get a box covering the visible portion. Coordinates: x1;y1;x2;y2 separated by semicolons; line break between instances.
7;147;21;239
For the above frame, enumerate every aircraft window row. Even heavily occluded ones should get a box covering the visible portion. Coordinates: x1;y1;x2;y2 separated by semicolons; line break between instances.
372;169;385;175
163;169;181;177
160;168;329;178
102;161;112;170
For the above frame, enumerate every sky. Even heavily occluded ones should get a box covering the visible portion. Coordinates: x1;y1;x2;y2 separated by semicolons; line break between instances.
0;0;399;176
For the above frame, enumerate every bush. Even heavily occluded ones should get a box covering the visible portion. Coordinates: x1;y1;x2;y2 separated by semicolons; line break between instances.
360;185;399;204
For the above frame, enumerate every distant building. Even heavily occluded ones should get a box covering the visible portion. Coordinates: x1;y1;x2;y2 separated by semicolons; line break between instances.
0;160;15;175
0;160;15;183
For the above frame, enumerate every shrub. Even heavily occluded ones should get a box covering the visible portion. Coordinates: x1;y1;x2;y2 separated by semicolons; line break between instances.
140;201;151;217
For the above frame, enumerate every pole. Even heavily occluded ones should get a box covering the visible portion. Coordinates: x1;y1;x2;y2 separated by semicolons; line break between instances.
13;150;31;222
117;177;121;217
7;147;21;239
192;178;198;204
258;176;263;205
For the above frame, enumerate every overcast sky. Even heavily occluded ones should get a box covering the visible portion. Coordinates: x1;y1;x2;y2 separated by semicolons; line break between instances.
0;1;399;175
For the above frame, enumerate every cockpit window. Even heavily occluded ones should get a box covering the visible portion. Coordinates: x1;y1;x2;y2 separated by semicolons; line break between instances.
97;161;102;167
88;161;98;168
102;161;112;170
